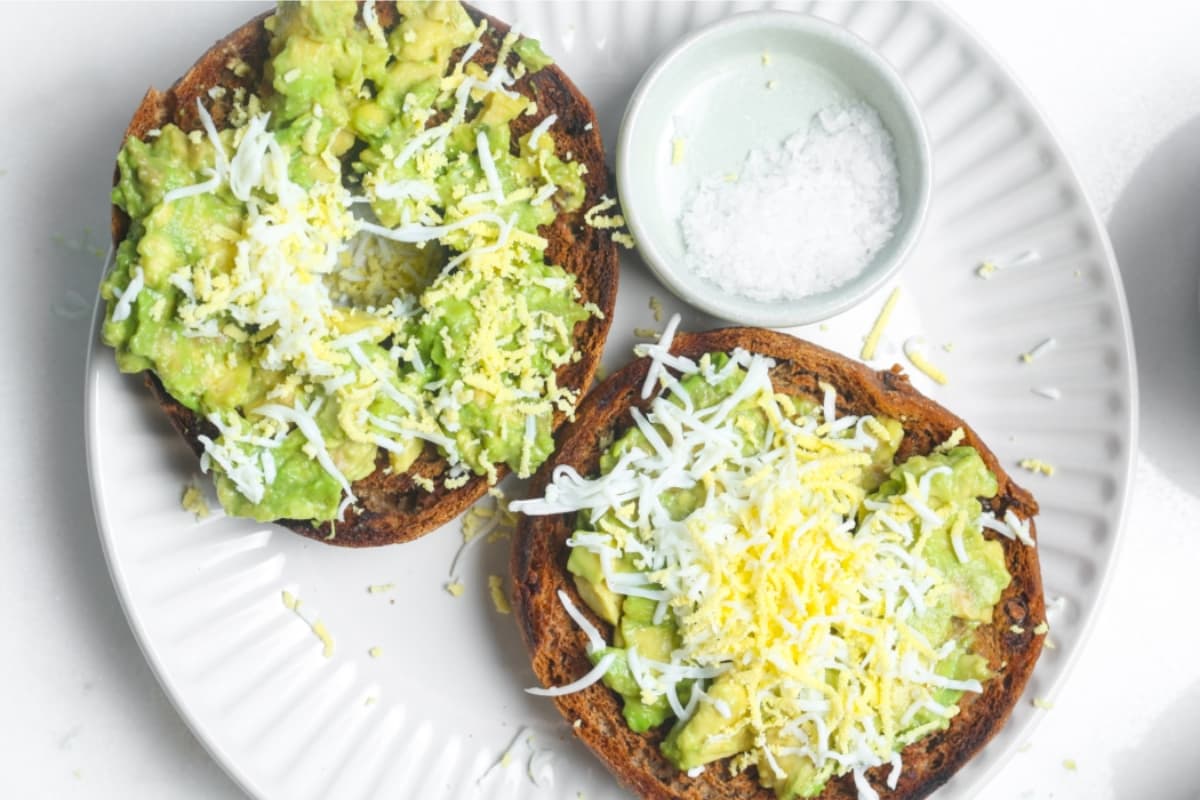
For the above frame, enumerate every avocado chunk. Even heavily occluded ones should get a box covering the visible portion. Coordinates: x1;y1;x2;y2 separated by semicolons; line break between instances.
566;546;621;625
512;36;553;72
589;647;638;696
775;756;834;800
620;615;678;663
588;647;673;733
662;675;753;770
621;595;658;624
622;696;672;733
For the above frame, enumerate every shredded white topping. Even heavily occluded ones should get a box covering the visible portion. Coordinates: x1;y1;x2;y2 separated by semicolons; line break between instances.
979;510;1035;547
252;399;356;515
530;182;558;207
528;113;558;148
632;313;694;400
358;213;506;244
110;266;144;322
476;130;505;205
1021;337;1058;363
362;0;386;46
526;653;617;697
163;99;228;204
556;590;605;655
374;179;439;202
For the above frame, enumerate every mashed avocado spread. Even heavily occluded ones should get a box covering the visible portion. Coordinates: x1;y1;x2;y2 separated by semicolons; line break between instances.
516;347;1013;799
102;1;594;523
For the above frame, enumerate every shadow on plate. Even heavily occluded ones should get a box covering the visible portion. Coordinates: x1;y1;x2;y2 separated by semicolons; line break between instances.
1109;115;1200;498
1113;677;1200;800
30;80;245;800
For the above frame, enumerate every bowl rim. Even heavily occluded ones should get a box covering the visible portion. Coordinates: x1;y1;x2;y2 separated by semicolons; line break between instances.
616;9;934;328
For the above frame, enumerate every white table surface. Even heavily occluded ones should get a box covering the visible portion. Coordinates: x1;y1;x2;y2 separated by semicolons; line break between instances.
4;2;1198;798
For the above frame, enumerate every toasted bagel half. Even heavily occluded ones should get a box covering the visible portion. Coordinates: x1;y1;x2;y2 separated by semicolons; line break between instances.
108;2;618;546
513;327;1044;800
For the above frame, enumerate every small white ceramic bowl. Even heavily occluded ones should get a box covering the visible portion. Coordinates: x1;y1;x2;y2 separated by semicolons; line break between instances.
617;11;931;327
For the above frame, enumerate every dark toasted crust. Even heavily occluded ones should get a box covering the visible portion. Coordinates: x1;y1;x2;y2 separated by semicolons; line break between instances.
113;3;618;546
511;328;1045;800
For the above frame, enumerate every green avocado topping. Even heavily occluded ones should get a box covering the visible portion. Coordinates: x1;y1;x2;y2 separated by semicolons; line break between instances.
102;1;593;523
555;352;1013;798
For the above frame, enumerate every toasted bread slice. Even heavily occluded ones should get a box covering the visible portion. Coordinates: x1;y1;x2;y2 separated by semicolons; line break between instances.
110;3;618;546
512;327;1045;800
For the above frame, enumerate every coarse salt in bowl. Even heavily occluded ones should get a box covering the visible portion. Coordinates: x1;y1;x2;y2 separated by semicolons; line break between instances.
617;11;932;328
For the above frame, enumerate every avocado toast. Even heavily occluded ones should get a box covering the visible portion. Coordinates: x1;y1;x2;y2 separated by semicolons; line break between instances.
511;325;1044;800
101;1;618;545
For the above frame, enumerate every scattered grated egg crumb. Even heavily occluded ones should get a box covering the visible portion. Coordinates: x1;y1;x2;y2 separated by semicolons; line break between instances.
649;295;664;322
903;337;950;385
1020;337;1057;363
181;481;211;519
861;286;901;360
489;574;512;614
1018;458;1056;477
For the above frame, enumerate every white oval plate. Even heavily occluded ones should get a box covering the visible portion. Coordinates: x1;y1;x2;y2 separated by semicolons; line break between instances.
86;2;1136;798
